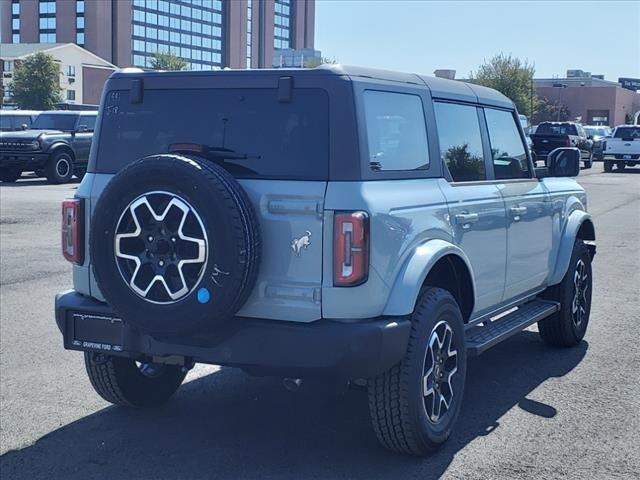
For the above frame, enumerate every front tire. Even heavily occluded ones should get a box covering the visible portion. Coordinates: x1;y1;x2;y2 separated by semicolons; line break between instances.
616;161;626;171
368;288;467;455
539;240;592;347
603;161;613;172
0;167;22;183
45;151;74;184
84;353;186;407
584;153;593;169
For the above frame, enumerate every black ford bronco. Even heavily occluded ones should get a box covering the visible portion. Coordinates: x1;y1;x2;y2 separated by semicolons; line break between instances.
0;111;97;183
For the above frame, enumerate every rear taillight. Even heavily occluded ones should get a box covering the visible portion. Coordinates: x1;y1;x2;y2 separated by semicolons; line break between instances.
333;211;369;287
62;198;84;264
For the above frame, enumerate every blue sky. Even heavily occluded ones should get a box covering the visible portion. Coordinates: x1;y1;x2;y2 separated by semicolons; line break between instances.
315;0;640;80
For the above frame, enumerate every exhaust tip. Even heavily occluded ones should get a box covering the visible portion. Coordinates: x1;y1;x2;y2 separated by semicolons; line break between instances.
283;377;302;392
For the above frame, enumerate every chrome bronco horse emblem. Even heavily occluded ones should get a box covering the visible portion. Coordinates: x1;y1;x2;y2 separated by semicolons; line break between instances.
291;230;312;257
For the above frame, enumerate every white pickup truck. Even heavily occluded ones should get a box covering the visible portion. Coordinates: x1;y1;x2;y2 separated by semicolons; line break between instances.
602;125;640;172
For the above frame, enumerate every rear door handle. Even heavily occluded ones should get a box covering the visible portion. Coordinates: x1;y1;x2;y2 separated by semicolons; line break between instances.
455;213;479;228
510;206;527;221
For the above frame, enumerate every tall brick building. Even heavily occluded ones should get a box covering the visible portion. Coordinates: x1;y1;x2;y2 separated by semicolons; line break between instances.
1;0;316;69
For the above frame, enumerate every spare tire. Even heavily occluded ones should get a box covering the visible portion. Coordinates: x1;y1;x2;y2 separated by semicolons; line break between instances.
91;154;261;335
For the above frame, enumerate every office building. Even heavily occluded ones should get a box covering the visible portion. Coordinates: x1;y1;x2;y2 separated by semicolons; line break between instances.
1;0;316;70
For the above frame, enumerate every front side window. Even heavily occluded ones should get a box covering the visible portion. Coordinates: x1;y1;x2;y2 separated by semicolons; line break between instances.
363;90;429;172
484;108;530;180
434;102;486;182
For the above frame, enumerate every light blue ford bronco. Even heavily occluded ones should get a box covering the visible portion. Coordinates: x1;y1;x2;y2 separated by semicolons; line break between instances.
56;65;595;456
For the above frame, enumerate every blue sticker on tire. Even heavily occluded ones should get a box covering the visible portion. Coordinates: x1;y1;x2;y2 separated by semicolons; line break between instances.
197;288;210;304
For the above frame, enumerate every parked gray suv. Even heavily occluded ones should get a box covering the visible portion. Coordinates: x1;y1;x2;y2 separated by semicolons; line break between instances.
55;65;595;456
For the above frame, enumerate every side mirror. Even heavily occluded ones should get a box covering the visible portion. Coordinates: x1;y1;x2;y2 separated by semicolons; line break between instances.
20;123;28;130
76;125;88;133
547;147;580;177
587;135;593;140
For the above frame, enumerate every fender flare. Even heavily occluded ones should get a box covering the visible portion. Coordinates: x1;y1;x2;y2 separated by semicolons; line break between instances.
46;142;75;160
548;210;594;285
383;239;475;316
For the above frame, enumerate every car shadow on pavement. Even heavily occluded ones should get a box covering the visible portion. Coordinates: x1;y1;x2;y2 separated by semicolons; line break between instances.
0;331;587;480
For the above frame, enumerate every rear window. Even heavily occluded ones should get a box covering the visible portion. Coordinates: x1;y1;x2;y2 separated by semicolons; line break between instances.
32;114;78;131
536;123;577;136
97;88;329;179
613;127;640;139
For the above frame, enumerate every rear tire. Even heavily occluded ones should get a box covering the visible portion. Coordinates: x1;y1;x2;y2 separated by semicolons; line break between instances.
584;153;593;169
603;162;613;172
0;167;22;183
368;288;467;456
539;240;592;347
45;151;74;184
616;161;626;171
84;352;186;407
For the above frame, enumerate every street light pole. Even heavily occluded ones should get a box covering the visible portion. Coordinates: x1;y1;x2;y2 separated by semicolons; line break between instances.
553;83;567;121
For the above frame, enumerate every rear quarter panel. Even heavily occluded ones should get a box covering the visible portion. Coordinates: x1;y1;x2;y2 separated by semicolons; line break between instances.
322;179;451;319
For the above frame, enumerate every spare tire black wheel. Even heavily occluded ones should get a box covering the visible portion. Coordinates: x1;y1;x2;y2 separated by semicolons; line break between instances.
91;155;261;335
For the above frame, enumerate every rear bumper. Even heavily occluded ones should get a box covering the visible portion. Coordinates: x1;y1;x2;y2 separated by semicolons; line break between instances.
0;152;49;169
55;290;411;379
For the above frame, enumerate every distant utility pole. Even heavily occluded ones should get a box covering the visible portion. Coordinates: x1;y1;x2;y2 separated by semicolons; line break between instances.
552;83;567;121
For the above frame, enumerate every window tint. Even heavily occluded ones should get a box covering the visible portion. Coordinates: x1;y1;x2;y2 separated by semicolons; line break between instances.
363;90;429;171
79;115;96;131
433;102;486;182
32;114;78;131
613;126;640;139
484;108;530;180
98;88;329;179
0;115;13;130
536;123;577;136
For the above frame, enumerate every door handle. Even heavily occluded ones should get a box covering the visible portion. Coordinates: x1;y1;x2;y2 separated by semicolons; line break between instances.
455;213;479;228
510;206;527;221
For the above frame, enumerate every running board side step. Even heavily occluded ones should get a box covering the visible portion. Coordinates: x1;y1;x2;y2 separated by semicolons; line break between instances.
465;299;560;356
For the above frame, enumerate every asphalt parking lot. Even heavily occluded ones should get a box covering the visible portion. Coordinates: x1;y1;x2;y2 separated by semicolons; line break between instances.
1;167;639;479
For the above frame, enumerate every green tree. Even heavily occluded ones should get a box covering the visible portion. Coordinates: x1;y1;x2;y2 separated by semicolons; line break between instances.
533;96;571;123
304;56;337;69
11;52;61;110
149;52;188;71
469;53;536;118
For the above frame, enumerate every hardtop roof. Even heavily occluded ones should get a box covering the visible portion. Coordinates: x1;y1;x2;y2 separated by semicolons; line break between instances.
110;64;514;109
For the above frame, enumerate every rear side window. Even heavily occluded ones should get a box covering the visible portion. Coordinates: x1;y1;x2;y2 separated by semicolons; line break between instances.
78;115;96;131
363;90;429;171
484;108;531;180
433;102;486;182
98;88;329;179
